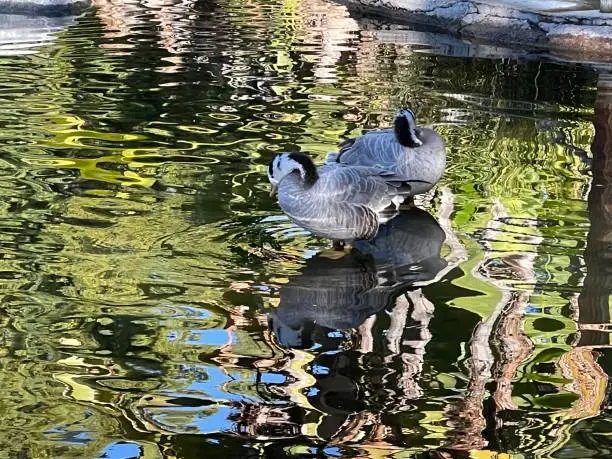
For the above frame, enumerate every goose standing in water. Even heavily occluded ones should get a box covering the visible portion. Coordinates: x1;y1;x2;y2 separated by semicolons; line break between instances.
332;109;446;197
267;152;413;242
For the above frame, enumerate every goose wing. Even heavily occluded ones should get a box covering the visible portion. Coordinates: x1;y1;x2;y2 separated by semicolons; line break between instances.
317;164;412;207
277;164;413;241
337;129;401;168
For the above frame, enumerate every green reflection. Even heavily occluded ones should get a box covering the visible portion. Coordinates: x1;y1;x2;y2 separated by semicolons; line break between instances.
0;0;607;457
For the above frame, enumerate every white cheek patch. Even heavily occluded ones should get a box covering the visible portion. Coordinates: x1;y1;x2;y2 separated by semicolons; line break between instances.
268;155;282;184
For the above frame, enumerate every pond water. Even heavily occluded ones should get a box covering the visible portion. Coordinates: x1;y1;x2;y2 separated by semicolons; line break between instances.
0;0;610;458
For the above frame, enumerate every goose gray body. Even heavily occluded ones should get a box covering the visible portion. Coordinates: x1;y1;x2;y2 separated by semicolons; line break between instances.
269;153;412;241
335;111;446;196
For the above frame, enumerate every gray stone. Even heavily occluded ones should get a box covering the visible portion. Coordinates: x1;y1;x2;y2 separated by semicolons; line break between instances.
354;11;612;70
340;0;612;56
0;0;90;16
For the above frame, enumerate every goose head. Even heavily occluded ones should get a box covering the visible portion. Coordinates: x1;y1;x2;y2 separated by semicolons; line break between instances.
268;152;319;196
394;109;423;148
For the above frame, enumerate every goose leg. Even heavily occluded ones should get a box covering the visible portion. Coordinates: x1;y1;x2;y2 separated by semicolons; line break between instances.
319;241;352;260
399;196;415;210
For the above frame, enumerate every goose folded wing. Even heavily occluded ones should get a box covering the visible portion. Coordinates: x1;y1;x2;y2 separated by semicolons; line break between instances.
318;166;397;200
324;166;418;203
338;132;399;166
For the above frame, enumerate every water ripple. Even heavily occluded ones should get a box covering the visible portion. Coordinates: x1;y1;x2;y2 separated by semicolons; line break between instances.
0;0;606;457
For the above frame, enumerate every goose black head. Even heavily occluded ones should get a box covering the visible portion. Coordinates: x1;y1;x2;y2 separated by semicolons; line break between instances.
394;109;423;148
268;152;319;196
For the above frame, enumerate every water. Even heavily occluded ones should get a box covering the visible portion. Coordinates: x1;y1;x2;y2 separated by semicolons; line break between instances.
0;0;610;457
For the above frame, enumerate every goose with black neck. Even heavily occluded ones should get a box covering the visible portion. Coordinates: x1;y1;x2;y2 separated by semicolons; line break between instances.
267;152;413;243
332;109;446;197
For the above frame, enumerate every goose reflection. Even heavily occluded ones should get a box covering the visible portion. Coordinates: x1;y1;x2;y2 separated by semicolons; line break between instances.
268;207;447;348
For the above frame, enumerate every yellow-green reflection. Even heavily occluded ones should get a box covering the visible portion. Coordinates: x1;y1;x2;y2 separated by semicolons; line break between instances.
0;0;608;457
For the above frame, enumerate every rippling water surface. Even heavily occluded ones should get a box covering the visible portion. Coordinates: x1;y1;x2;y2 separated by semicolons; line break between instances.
0;0;610;457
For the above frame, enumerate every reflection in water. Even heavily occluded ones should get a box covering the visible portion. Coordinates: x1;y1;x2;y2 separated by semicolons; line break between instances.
0;14;78;56
0;0;609;457
260;208;449;445
269;208;446;348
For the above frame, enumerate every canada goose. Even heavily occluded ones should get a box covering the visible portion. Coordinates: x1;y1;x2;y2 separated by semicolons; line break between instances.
333;109;446;196
267;152;413;242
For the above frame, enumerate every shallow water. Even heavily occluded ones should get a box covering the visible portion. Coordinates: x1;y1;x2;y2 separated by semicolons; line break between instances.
0;0;610;457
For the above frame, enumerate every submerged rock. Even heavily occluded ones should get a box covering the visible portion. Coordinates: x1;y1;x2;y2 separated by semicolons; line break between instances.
0;0;90;16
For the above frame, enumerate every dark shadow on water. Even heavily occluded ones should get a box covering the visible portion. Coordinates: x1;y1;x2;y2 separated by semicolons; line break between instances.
578;72;612;346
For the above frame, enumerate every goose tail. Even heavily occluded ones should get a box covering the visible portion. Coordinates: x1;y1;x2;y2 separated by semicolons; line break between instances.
324;151;340;163
336;138;356;162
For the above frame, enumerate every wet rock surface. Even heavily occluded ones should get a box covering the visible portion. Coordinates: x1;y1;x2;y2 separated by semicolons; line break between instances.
339;0;612;57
